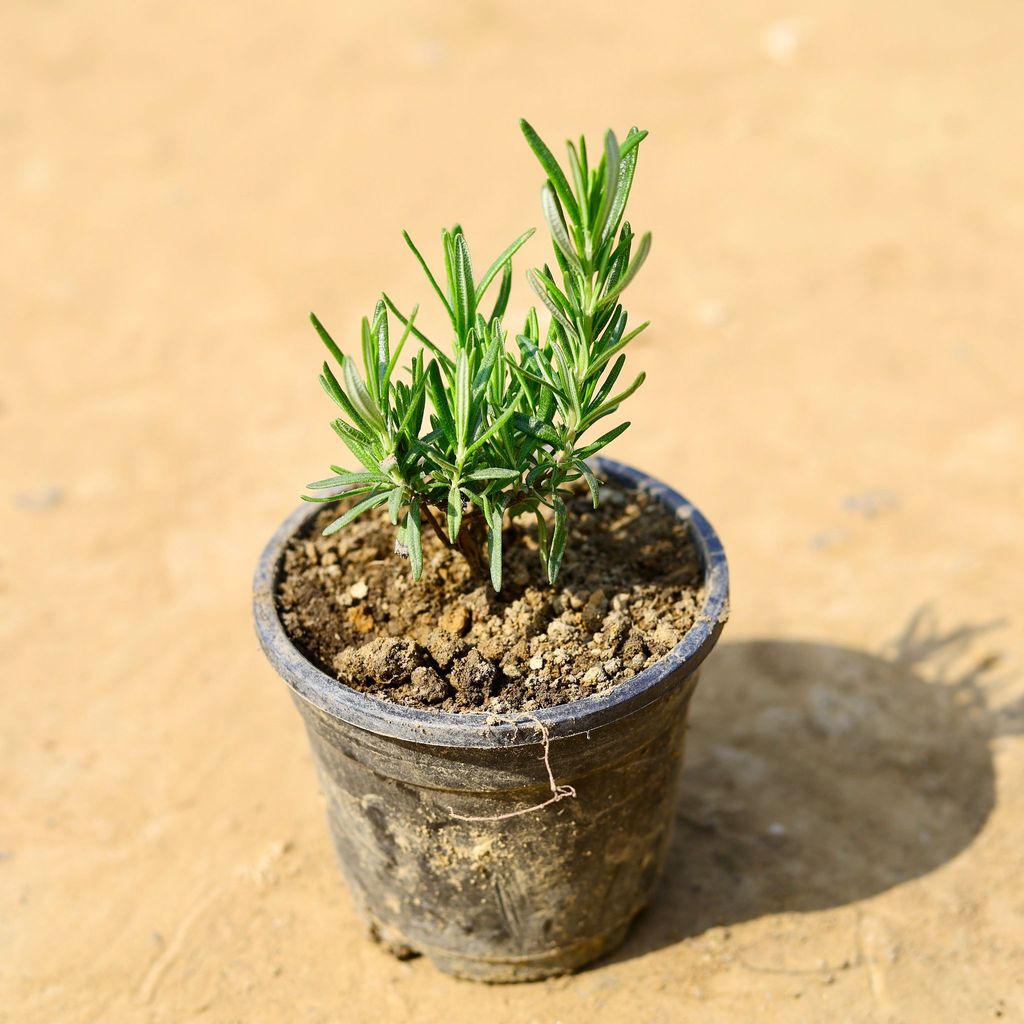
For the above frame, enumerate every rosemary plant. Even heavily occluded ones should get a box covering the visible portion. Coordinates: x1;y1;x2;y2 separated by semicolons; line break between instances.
305;120;652;590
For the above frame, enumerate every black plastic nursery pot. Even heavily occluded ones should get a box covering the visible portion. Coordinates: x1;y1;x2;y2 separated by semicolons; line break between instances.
253;458;729;982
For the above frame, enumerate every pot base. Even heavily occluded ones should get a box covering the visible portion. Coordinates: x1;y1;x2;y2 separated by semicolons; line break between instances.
365;909;639;982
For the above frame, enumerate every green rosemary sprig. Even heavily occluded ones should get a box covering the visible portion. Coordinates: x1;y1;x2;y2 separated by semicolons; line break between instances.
304;121;651;590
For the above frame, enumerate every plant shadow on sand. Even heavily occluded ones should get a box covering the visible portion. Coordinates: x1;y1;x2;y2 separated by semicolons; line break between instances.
606;609;1021;963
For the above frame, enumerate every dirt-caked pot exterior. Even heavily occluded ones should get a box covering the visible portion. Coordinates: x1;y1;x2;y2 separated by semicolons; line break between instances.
253;458;729;982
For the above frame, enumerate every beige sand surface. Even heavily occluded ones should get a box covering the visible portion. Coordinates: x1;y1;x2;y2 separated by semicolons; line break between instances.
3;2;1023;1021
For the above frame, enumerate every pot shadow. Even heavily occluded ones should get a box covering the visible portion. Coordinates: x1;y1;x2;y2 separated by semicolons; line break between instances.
608;609;1021;963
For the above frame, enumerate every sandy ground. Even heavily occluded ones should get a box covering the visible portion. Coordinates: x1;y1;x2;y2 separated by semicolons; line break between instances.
3;1;1023;1021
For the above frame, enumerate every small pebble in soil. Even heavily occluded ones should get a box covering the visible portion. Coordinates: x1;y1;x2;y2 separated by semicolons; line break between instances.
440;604;471;637
346;605;374;634
581;589;609;631
410;666;448;704
450;649;497;704
424;628;465;670
547;619;573;642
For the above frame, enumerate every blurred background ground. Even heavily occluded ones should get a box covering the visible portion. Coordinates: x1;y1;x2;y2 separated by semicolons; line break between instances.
2;1;1023;1021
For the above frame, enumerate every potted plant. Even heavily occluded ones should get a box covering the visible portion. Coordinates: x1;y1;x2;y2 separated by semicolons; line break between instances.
253;120;729;982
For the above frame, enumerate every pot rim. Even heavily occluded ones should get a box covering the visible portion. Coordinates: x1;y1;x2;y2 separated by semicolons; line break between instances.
253;457;729;748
